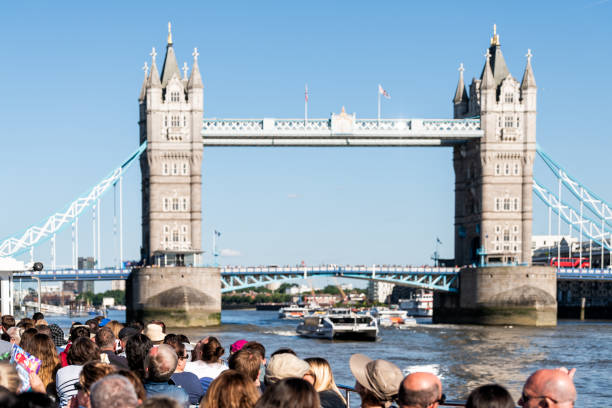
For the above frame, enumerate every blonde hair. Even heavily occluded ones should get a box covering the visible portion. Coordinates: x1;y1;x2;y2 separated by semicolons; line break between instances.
304;357;346;404
106;320;124;339
0;362;21;392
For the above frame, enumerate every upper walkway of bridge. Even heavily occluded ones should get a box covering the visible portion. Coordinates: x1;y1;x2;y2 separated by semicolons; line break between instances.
201;115;482;147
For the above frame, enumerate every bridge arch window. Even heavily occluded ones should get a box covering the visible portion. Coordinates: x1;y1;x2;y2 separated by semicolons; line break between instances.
162;163;169;175
171;116;180;127
513;198;519;211
495;198;501;211
516;116;520;128
172;198;179;211
504;116;514;128
504;163;510;175
503;198;511;211
164;116;168;127
182;162;189;175
172;163;178;175
181;197;188;211
504;93;514;103
504;230;510;242
163;198;169;212
170;91;180;102
172;230;179;242
183;116;187;127
495;163;501;175
163;225;169;234
513;225;519;233
495;225;501;234
514;163;520;175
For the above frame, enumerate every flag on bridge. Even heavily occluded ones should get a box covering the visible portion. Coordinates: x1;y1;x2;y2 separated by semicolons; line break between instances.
436;237;442;245
214;230;221;237
378;84;390;99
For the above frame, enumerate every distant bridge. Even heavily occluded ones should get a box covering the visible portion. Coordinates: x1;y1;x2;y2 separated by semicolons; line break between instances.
13;265;612;292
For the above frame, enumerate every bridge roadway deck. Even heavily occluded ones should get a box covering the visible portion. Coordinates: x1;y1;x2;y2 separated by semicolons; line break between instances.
12;266;612;292
201;118;483;147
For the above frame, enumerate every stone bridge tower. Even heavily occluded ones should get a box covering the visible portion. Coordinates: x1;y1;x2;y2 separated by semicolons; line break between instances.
452;26;537;266
139;23;204;267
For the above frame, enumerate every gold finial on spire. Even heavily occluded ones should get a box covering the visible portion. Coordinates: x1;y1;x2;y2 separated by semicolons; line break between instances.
167;21;173;45
490;23;500;46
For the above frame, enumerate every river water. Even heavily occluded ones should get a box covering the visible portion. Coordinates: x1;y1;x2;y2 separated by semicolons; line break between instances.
47;310;611;407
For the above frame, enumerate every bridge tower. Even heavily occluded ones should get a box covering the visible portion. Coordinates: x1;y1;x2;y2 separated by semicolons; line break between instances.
453;26;537;266
128;25;220;327
139;23;204;267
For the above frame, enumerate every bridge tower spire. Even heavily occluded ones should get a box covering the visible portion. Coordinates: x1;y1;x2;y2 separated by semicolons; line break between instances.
453;26;537;266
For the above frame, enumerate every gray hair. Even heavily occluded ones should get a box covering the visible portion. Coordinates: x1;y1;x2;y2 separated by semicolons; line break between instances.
145;344;178;382
90;375;139;408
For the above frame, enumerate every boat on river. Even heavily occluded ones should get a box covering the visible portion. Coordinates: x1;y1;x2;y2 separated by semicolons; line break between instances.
278;304;312;319
399;290;433;317
370;307;417;328
296;308;379;341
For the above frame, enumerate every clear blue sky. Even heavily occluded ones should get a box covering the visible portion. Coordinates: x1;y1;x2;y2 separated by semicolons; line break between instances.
1;1;611;275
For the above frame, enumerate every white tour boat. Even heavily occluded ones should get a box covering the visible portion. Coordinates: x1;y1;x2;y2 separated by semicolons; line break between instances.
296;308;379;341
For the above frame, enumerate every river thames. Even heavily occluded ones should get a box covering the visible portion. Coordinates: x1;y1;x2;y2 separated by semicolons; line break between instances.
48;310;611;407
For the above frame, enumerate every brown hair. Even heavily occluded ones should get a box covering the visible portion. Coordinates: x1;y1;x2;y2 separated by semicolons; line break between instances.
255;378;319;408
117;369;147;401
22;333;60;388
19;327;38;350
228;349;261;382
68;337;101;365
243;341;265;360
203;370;260;408
1;315;15;330
199;336;224;363
79;361;117;392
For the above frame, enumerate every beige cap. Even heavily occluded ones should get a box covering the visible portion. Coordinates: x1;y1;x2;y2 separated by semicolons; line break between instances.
143;323;165;342
349;354;403;402
265;353;311;384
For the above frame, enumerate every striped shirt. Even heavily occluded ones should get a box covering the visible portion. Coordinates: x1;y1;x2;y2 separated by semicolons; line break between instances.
56;364;82;407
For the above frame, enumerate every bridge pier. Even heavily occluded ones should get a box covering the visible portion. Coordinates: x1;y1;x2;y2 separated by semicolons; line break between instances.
126;266;221;327
433;266;557;326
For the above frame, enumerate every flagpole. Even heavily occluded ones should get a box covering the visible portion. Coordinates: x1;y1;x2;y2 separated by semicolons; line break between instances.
377;84;381;123
304;84;308;125
213;231;217;266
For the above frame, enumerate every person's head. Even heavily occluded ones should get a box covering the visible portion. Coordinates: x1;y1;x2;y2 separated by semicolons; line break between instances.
228;349;261;383
1;315;15;331
35;324;51;337
305;357;346;403
398;372;444;408
22;333;60;387
243;341;266;362
77;361;117;408
519;369;576;408
70;325;91;342
255;378;319;408
271;348;296;357
163;333;179;348
170;341;189;372
17;317;35;328
145;344;178;382
117;369;147;402
204;370;261;408
265;353;313;386
350;354;404;408
143;324;165;345
90;374;139;408
19;327;38;350
6;327;22;345
466;384;514;408
176;334;190;344
106;321;124;339
48;324;66;347
86;319;99;334
16;392;55;408
0;362;21;393
140;396;183;408
68;336;101;365
118;326;139;350
125;333;153;380
199;336;225;363
32;312;44;322
95;327;116;351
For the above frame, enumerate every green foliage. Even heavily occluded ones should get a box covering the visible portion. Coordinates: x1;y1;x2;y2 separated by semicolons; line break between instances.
76;290;125;306
322;285;341;295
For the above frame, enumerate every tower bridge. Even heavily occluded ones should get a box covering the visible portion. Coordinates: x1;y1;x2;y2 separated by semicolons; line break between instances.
3;25;612;325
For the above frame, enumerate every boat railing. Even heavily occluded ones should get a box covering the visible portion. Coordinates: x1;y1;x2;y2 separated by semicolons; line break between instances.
336;384;467;407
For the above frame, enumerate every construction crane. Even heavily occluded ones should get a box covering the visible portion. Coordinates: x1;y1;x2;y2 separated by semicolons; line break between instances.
334;278;348;303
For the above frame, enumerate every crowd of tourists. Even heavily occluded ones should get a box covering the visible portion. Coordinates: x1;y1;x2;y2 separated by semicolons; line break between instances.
0;312;576;408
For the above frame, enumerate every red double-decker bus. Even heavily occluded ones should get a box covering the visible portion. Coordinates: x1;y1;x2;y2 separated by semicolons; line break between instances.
549;257;590;268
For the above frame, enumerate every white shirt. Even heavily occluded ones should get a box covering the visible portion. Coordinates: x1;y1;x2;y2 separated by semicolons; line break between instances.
184;360;227;380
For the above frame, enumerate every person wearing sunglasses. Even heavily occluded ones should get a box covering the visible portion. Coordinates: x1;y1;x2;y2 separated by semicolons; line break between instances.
398;372;444;408
518;369;576;408
169;342;205;405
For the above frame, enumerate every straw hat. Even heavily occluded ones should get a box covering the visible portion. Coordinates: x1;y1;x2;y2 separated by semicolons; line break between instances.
143;324;165;342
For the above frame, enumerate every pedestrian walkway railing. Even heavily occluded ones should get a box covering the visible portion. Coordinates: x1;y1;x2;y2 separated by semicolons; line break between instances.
337;384;466;407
